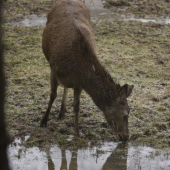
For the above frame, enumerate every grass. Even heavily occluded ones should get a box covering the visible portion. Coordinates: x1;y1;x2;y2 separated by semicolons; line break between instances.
3;25;113;148
3;0;55;22
3;0;170;149
94;20;170;147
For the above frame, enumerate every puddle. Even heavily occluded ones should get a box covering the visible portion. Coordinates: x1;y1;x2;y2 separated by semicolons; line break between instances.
8;137;170;170
10;15;47;27
123;16;170;24
8;0;170;27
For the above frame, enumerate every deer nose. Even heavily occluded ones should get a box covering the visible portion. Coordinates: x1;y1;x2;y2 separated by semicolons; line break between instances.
118;134;129;142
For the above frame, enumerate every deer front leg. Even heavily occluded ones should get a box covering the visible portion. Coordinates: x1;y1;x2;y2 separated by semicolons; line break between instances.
59;87;68;119
60;150;67;170
73;88;82;136
40;70;58;127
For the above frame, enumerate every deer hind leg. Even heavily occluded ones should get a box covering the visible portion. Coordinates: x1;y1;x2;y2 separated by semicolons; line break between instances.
69;149;78;170
73;87;82;136
60;150;67;170
40;70;58;127
59;87;68;119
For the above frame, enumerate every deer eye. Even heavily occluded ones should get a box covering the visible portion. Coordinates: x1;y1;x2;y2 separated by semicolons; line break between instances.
119;101;125;105
123;115;128;121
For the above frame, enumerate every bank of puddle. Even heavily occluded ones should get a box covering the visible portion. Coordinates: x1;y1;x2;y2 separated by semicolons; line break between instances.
8;136;170;170
9;0;170;27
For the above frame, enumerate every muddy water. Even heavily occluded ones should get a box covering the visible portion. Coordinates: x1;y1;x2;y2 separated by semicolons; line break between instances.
9;0;170;26
8;137;170;170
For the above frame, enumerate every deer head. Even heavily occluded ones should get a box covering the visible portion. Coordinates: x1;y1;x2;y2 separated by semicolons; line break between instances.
104;84;134;142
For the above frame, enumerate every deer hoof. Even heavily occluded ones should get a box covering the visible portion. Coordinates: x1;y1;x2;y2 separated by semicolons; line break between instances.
40;120;47;128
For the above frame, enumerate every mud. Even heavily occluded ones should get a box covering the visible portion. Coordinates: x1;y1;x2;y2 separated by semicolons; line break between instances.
104;0;170;16
9;14;170;27
3;0;170;150
8;0;170;26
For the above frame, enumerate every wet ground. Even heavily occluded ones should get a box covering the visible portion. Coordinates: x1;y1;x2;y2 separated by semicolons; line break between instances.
9;14;170;27
8;137;170;170
8;0;170;26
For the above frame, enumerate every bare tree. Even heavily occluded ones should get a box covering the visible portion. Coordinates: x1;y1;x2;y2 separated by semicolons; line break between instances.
0;0;10;169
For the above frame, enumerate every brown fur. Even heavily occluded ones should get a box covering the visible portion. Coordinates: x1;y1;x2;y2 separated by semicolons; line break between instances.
40;0;133;141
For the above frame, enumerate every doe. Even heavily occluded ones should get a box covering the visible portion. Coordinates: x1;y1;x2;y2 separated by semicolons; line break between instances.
40;0;134;141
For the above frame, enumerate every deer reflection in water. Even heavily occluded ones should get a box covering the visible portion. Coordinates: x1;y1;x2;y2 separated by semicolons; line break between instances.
46;143;127;170
102;143;128;170
47;150;55;170
60;149;77;170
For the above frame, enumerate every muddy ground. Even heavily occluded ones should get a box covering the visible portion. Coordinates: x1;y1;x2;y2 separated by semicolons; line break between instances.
3;0;170;149
104;0;170;16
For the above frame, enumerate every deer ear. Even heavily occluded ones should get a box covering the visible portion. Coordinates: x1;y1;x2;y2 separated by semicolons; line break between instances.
118;84;134;101
126;84;134;98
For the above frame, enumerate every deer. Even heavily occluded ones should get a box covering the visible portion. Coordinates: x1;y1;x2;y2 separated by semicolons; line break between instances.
40;0;134;141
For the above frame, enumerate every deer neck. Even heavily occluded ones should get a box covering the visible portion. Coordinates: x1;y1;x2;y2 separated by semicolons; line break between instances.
83;65;118;111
